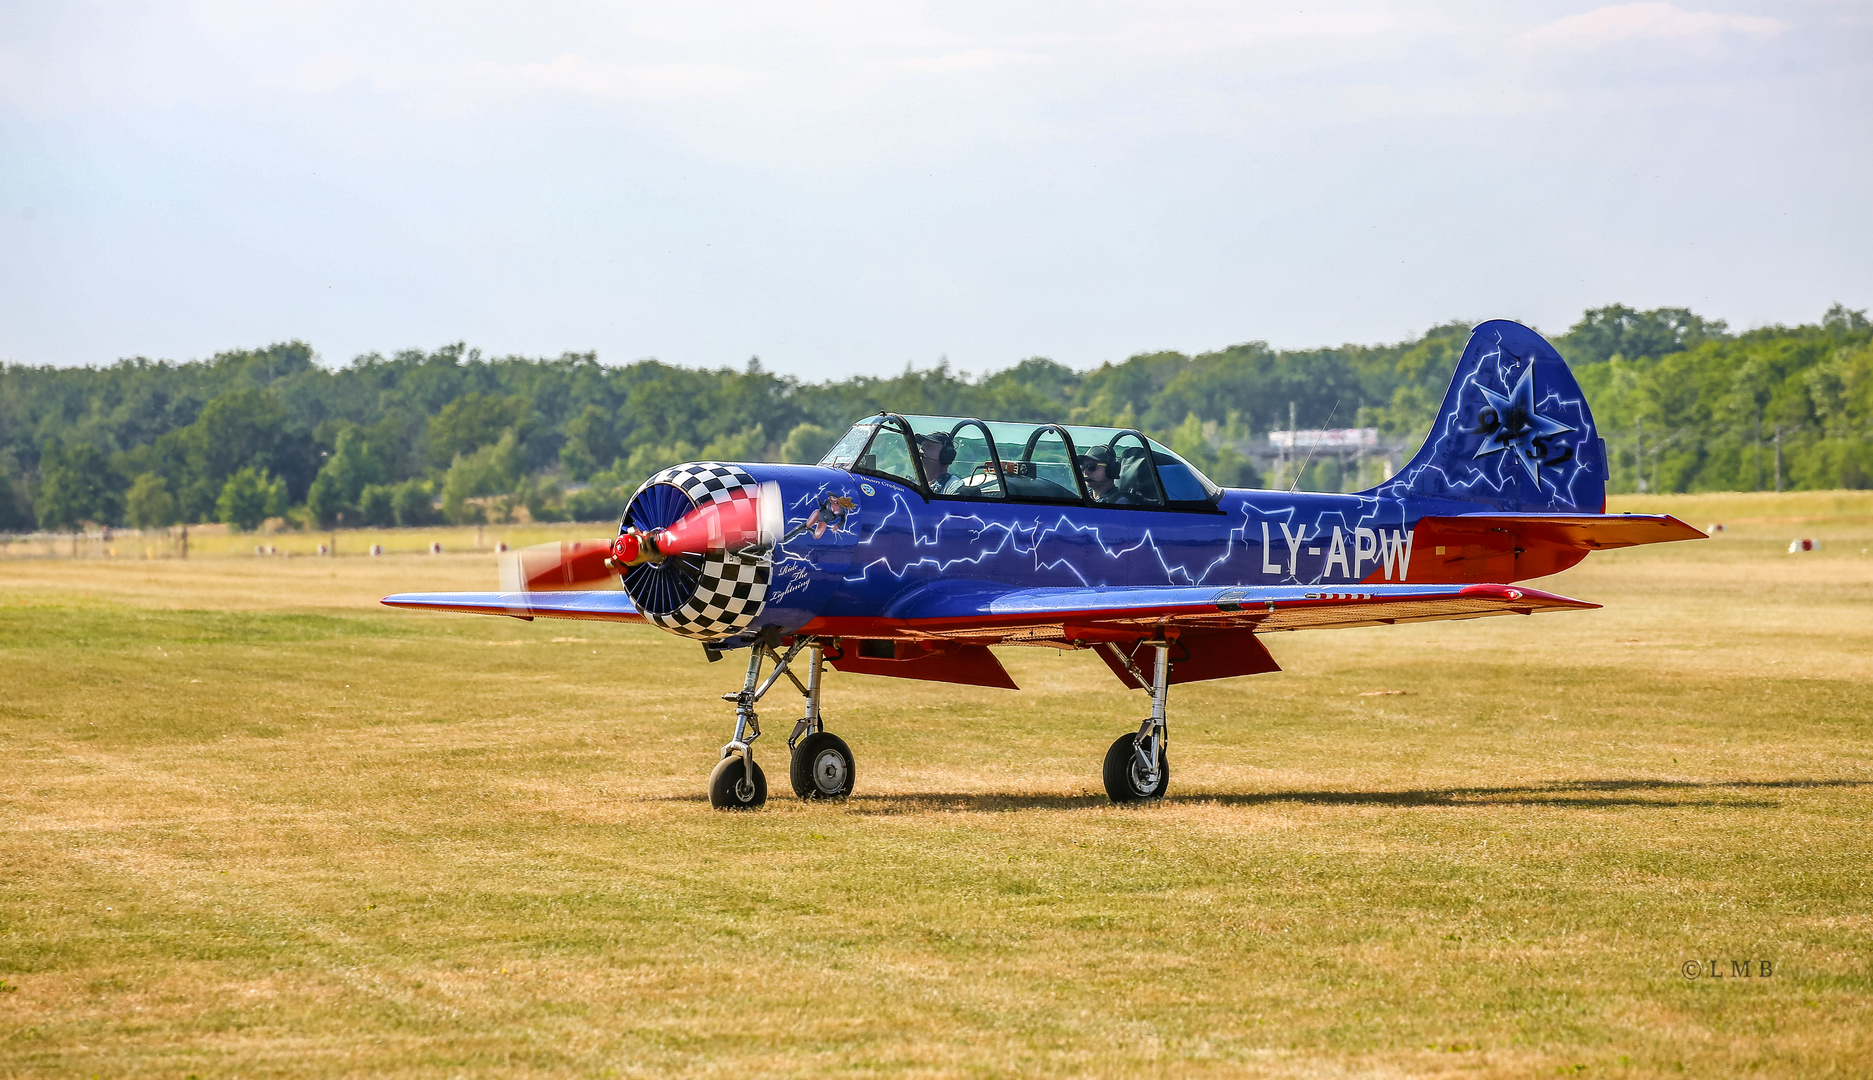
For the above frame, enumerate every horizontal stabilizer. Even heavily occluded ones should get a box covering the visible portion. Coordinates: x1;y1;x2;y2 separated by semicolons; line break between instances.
1402;513;1706;582
1419;513;1706;550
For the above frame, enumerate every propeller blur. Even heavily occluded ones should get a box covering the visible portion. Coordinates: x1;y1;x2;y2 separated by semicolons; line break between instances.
496;481;783;589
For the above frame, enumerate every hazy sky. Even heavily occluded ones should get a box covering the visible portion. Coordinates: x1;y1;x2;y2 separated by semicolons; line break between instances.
3;1;1869;377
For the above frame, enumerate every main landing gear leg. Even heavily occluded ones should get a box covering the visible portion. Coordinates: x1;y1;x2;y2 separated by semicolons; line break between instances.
788;643;855;800
1103;638;1171;803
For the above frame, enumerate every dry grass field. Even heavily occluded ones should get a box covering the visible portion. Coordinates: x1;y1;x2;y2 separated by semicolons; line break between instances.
3;491;1871;1078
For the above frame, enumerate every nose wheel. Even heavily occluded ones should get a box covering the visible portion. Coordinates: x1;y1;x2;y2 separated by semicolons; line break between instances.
709;752;768;809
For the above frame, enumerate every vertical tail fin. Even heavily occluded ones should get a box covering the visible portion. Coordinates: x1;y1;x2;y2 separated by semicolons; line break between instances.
1373;320;1607;513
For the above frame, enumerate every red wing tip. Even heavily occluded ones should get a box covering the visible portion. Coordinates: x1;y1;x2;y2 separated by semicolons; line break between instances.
1456;583;1600;609
1639;513;1709;540
1618;513;1708;541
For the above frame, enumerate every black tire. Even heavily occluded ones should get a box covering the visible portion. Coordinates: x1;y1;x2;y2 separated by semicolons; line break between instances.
1102;732;1169;803
790;732;856;800
709;752;767;809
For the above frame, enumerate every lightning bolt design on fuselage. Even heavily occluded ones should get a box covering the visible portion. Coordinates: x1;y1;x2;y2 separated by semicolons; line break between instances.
736;474;1425;636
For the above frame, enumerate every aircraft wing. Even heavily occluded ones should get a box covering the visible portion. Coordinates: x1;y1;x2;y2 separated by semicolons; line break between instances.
379;591;644;623
808;581;1598;689
864;580;1598;644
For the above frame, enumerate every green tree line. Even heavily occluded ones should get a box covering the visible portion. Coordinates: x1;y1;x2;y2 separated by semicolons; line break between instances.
2;303;1868;533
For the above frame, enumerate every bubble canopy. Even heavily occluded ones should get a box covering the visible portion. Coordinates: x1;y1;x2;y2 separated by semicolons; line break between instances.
818;413;1223;511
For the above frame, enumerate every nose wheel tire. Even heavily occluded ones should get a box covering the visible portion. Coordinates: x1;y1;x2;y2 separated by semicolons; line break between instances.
1103;733;1169;803
709;752;768;810
790;732;856;800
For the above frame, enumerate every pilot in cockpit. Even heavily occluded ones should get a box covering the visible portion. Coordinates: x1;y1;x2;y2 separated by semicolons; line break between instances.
1078;444;1126;504
916;432;963;494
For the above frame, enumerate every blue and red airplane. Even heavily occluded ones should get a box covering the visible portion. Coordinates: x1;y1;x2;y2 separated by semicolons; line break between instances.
385;320;1703;808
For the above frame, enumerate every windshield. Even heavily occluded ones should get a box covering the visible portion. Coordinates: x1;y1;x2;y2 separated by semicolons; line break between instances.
819;422;878;469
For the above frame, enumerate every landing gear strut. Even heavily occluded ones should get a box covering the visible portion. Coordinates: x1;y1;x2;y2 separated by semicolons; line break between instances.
708;637;855;809
788;644;855;800
1102;638;1171;803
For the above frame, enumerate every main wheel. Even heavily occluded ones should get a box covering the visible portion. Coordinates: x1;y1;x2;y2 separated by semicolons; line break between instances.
790;732;856;800
1102;733;1169;803
709;752;768;809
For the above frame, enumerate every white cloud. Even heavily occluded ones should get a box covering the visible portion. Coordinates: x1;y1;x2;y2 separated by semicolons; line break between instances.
1529;3;1786;46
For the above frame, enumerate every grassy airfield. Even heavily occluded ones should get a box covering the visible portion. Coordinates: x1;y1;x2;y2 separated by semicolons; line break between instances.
2;491;1870;1078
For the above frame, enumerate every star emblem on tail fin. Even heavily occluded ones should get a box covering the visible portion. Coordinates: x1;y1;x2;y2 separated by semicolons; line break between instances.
1472;365;1577;484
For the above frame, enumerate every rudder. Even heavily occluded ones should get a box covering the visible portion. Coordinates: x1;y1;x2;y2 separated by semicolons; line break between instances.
1372;320;1606;513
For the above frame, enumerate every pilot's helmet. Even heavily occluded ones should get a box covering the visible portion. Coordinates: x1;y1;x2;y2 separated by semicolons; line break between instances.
1077;444;1117;470
916;431;957;467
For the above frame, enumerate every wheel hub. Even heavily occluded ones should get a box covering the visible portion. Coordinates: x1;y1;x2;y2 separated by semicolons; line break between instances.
812;748;849;794
1129;755;1161;795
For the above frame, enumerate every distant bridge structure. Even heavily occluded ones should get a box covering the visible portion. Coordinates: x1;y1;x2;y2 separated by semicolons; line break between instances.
1236;426;1418;492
